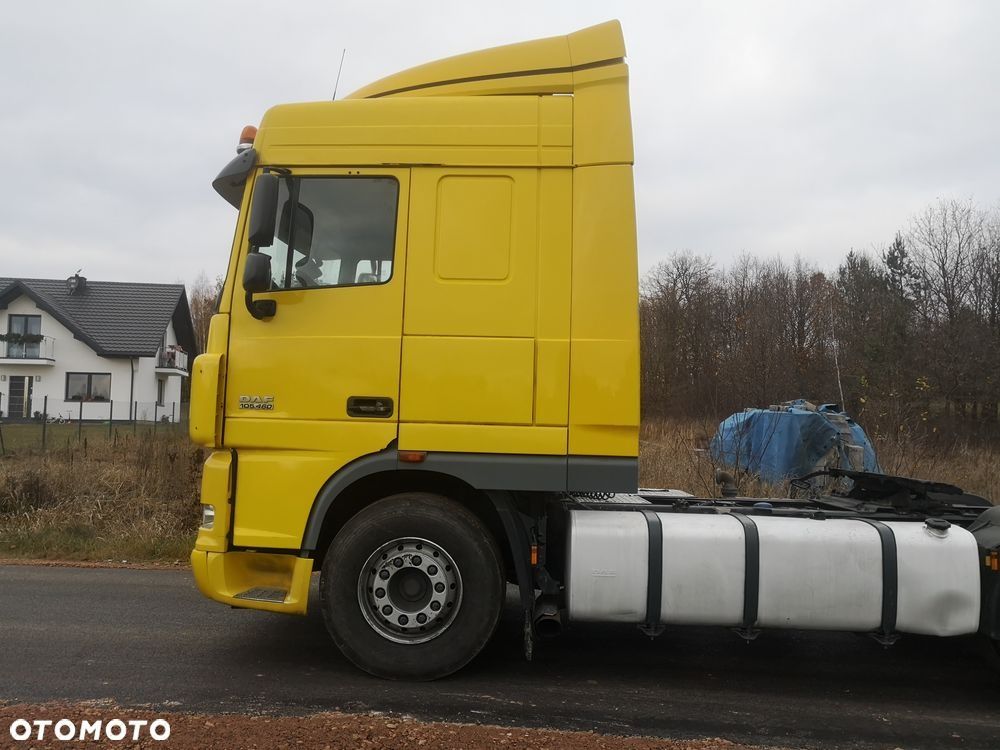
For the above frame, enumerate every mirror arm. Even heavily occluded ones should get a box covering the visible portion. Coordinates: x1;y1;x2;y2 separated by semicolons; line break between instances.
245;291;276;320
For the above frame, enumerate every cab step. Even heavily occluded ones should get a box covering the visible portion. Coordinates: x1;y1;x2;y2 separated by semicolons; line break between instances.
234;587;287;603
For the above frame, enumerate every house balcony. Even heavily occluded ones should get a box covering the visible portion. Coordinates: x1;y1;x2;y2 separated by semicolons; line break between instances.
0;336;55;365
155;348;189;376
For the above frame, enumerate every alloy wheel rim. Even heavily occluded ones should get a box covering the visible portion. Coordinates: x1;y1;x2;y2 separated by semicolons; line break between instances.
357;537;463;644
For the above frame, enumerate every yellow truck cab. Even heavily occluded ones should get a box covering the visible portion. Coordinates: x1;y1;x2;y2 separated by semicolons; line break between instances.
191;21;1000;681
191;21;640;678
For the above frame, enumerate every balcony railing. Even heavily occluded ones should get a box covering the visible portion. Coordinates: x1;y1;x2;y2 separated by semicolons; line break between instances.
156;348;189;372
1;335;55;361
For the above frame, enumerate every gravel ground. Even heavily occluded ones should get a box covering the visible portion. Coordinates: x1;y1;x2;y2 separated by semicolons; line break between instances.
0;703;791;750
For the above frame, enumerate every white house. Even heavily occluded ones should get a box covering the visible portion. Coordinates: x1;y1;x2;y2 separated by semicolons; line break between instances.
0;273;196;423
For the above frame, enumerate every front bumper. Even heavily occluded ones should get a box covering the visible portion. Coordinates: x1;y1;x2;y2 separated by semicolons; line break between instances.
190;549;313;615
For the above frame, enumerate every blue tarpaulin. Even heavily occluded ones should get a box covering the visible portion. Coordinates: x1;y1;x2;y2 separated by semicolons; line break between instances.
710;400;880;483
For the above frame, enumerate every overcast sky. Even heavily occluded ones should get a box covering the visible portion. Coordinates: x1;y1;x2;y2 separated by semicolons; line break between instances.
2;1;998;288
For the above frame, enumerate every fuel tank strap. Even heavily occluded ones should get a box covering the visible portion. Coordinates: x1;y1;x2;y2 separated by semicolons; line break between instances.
857;519;898;637
640;510;663;635
731;514;760;630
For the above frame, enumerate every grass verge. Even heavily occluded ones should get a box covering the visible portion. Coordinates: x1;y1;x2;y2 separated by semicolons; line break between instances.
1;417;995;564
0;431;201;563
641;417;1000;501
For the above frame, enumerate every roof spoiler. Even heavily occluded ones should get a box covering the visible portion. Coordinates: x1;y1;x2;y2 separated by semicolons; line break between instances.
346;20;625;100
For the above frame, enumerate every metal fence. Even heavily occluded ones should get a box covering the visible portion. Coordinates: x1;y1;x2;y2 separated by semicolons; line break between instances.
0;395;190;454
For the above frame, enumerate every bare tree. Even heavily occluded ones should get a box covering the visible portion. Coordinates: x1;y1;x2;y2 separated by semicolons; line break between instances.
188;272;222;354
908;198;984;323
638;197;1000;442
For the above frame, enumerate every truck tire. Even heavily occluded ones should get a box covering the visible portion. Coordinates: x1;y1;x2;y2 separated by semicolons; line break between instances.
320;492;505;680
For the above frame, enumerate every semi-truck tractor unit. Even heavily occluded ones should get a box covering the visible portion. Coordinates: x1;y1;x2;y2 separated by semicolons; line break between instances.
190;21;1000;680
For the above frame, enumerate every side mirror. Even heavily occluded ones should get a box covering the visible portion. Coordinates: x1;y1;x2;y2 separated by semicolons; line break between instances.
243;252;272;293
247;174;279;247
243;252;276;320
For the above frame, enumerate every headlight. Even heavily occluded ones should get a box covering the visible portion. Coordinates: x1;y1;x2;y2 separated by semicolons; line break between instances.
200;504;215;529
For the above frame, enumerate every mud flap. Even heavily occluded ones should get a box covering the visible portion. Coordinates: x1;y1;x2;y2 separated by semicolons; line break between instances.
970;506;1000;640
486;490;536;661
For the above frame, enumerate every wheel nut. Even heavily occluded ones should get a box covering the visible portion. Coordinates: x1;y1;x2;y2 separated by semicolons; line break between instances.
434;582;445;593
382;605;392;615
379;569;390;580
430;601;441;612
393;557;403;568
416;613;427;624
398;614;409;625
427;565;438;575
411;555;422;566
375;588;385;598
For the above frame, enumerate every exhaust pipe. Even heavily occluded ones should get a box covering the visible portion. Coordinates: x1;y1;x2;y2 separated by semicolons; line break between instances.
533;599;563;638
715;469;738;498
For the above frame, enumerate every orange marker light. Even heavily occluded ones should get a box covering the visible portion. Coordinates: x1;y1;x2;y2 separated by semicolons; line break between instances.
530;544;539;566
237;125;257;153
398;450;427;464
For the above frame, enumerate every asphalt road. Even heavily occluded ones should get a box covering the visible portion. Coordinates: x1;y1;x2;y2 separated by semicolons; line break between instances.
1;564;999;749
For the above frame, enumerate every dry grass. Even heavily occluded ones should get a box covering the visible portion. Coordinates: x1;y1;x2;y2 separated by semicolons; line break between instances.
641;417;1000;502
1;417;996;564
864;423;1000;500
640;418;783;498
0;432;202;562
0;421;177;454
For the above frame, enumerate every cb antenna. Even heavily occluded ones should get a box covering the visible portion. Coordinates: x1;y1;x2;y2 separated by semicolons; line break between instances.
332;49;347;100
829;298;846;409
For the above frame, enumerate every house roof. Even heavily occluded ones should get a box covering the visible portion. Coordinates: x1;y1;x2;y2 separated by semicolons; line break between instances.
0;277;197;358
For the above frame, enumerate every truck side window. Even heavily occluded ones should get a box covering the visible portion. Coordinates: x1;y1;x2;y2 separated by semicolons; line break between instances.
258;176;399;290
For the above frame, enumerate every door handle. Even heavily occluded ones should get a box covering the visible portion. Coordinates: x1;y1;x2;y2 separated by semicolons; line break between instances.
346;396;394;418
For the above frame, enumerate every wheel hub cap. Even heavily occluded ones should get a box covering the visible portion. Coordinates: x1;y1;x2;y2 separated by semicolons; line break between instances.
358;537;463;644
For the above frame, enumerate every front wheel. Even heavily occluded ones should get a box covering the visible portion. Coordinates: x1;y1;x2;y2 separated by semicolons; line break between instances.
320;492;504;680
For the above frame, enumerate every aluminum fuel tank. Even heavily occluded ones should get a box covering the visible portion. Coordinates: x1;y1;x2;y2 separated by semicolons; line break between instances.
566;509;980;636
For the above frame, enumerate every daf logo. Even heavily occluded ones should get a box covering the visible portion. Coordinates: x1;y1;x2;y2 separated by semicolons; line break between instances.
239;395;275;410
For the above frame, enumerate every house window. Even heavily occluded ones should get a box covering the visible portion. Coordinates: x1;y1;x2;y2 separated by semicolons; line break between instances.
156;378;165;407
7;314;42;358
65;372;111;402
255;175;398;290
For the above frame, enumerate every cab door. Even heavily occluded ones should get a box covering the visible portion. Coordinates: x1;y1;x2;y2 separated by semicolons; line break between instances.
224;167;409;549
